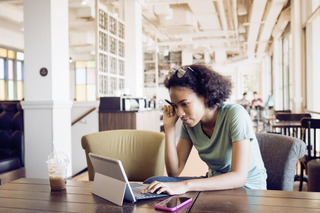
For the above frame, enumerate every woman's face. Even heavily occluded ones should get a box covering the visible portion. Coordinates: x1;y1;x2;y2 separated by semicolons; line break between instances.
169;86;206;127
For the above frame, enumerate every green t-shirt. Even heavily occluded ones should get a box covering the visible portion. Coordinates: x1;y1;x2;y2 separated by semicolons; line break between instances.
180;104;267;189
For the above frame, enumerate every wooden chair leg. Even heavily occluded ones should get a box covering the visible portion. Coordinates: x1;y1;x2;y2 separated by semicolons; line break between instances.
299;162;304;191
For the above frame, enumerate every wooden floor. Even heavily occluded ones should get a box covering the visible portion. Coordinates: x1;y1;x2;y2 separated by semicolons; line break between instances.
72;171;89;181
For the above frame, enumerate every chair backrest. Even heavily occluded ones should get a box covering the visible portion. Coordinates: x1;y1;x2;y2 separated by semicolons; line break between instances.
273;113;311;138
275;110;292;114
0;101;24;167
275;113;311;121
81;129;165;181
256;133;306;191
301;118;320;160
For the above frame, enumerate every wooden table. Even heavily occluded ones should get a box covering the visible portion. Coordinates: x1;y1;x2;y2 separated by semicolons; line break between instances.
191;189;320;212
0;178;197;213
1;178;320;212
270;120;304;138
264;116;276;132
270;120;302;128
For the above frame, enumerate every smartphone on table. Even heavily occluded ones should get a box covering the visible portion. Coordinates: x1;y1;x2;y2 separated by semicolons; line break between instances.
155;196;192;212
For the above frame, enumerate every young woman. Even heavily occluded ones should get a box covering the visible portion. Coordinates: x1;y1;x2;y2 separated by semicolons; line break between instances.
142;64;267;195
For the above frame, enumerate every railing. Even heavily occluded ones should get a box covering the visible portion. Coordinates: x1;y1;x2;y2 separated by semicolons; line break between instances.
71;107;96;126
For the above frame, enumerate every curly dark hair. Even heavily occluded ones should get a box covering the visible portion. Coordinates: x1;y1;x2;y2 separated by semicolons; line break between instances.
164;63;232;109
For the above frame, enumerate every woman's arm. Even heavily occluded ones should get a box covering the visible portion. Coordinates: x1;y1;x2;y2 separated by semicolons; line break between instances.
186;139;250;191
165;136;193;177
147;139;250;195
162;104;193;177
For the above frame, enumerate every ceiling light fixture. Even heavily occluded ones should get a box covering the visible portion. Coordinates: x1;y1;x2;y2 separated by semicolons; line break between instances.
81;0;88;6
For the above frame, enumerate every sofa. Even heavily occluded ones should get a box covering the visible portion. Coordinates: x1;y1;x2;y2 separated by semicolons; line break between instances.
0;101;25;184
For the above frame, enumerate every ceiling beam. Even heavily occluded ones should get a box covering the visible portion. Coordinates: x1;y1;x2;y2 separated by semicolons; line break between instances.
232;0;239;49
216;0;228;31
272;7;290;38
256;0;287;57
216;0;231;47
162;30;236;38
143;0;189;5
247;0;267;58
0;2;23;24
157;37;237;46
187;0;220;31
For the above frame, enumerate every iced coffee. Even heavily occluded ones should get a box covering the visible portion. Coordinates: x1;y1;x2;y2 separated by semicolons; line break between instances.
46;151;69;191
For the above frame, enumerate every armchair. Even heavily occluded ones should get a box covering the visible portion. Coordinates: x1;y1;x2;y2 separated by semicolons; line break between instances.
0;101;25;184
81;129;165;181
256;133;306;190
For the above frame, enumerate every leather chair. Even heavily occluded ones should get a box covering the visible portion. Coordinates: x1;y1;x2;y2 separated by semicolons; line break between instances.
256;133;306;190
81;129;165;181
0;101;25;185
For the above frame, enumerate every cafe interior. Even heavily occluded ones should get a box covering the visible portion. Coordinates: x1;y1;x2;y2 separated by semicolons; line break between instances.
0;0;320;211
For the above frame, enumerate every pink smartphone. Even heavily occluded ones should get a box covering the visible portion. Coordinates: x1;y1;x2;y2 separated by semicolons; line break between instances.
154;196;192;212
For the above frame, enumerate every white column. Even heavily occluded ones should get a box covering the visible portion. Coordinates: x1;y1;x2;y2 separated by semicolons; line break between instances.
272;37;282;110
124;0;143;96
21;0;72;178
291;0;303;112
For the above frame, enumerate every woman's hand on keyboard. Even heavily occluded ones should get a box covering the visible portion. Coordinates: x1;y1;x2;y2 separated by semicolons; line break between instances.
141;181;187;195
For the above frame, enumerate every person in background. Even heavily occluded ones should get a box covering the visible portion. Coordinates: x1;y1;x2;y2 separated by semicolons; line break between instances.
148;95;157;108
250;91;267;132
251;91;263;107
142;64;267;195
237;92;250;109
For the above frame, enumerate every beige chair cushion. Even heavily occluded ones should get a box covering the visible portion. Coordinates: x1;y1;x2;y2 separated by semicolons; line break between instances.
81;129;165;181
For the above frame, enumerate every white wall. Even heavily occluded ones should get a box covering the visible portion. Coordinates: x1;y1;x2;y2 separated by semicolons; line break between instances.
124;0;143;97
214;59;263;103
71;101;99;175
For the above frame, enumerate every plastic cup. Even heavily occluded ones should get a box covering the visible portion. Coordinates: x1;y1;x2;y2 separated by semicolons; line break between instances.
46;151;69;191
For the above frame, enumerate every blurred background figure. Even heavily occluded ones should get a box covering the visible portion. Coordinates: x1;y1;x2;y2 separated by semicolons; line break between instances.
251;92;263;107
250;92;267;132
148;95;157;108
237;92;250;110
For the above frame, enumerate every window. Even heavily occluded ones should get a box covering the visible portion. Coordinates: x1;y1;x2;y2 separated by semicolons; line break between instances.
0;47;24;100
242;73;259;95
75;60;96;101
97;4;125;96
305;12;320;112
282;26;292;110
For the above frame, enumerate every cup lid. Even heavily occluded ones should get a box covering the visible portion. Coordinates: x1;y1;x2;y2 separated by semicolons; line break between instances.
46;151;69;164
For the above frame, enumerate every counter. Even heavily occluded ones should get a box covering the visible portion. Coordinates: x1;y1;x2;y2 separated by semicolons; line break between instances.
99;108;161;132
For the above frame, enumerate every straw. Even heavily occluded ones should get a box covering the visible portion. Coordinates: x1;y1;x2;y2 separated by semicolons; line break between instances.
52;140;61;163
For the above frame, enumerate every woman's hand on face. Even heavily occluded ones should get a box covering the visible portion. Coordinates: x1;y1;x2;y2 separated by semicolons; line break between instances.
142;181;187;195
163;105;179;129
